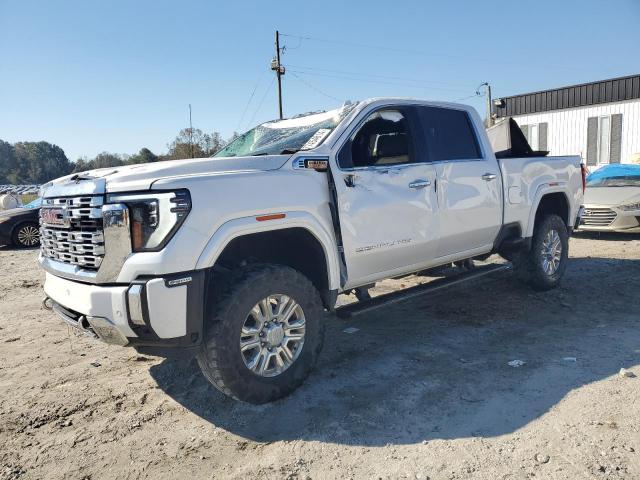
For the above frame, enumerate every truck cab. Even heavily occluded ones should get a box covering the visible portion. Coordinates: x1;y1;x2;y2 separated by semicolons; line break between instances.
39;98;584;403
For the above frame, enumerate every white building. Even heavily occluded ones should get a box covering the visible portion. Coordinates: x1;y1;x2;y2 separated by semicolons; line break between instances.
493;74;640;167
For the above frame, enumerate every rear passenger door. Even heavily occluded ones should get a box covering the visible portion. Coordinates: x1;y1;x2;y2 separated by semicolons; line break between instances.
415;106;502;258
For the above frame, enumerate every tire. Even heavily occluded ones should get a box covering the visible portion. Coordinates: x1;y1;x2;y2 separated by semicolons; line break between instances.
512;214;569;291
197;263;325;404
12;222;40;248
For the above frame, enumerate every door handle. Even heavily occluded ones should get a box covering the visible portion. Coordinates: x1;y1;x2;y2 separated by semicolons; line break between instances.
408;179;431;189
481;173;497;181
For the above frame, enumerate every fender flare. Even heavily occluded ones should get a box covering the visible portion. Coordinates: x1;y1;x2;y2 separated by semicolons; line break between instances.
195;211;341;291
525;183;572;237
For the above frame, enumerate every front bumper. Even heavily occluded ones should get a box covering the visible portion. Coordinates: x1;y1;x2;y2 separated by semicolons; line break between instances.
44;270;206;350
577;204;640;232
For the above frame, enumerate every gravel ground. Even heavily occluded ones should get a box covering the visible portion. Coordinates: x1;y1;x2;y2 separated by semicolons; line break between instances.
1;233;639;480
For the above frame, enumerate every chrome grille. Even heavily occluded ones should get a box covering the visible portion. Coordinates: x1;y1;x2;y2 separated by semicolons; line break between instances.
40;196;105;269
580;207;617;227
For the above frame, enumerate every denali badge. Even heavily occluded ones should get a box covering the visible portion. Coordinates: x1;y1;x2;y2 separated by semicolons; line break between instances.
167;276;192;287
293;158;329;171
306;159;328;170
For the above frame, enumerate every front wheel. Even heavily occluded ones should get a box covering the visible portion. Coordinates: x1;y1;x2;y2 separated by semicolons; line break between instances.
197;264;325;404
513;214;569;291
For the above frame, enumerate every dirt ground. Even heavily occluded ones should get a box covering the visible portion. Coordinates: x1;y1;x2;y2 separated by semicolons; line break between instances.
1;232;639;480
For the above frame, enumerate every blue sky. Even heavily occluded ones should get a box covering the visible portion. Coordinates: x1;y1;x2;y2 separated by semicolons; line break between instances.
1;0;639;161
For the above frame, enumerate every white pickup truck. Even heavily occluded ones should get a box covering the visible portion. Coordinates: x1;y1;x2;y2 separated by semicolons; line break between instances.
39;98;584;403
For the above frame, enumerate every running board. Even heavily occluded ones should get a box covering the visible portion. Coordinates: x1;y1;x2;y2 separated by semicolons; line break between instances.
335;263;511;318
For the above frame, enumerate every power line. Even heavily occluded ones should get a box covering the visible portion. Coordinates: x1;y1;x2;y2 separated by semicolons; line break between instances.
279;32;591;73
287;69;473;93
246;76;276;129
280;32;445;59
450;93;482;102
285;64;476;88
236;71;267;131
289;71;343;102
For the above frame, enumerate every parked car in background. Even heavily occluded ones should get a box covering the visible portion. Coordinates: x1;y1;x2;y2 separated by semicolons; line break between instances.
0;198;42;247
578;164;640;232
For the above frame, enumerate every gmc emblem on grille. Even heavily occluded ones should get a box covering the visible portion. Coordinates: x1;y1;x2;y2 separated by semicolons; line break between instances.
41;208;66;227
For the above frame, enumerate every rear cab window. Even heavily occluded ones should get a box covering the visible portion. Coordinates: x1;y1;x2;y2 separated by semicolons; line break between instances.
416;107;482;161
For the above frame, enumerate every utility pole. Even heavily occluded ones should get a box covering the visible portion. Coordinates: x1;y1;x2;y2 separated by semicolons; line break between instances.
188;104;194;158
485;83;493;128
271;30;285;119
476;82;493;128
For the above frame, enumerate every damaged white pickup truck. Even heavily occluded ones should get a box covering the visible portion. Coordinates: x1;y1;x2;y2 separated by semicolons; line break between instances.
39;99;584;403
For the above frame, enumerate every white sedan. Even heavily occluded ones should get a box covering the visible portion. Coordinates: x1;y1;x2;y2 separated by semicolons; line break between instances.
579;164;640;232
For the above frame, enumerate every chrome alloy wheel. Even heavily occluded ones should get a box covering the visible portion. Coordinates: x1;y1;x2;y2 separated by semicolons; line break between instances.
17;225;40;246
541;229;562;275
240;294;306;377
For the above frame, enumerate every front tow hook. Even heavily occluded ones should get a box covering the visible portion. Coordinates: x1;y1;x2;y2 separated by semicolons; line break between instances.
42;296;53;311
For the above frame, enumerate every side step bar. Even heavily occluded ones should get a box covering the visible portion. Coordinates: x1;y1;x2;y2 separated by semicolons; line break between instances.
335;263;511;318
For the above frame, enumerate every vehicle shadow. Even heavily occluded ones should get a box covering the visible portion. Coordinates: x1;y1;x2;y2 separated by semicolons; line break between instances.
573;230;640;242
149;256;640;446
0;244;39;251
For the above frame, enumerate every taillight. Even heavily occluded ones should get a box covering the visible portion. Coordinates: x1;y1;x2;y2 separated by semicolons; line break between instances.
580;163;587;193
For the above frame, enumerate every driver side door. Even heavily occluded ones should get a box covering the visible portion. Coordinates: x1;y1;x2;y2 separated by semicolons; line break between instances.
330;106;439;288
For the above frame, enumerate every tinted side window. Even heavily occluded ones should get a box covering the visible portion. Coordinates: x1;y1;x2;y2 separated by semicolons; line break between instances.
417;107;482;160
338;110;413;168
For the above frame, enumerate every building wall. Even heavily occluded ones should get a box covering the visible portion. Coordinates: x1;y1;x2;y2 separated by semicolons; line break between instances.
510;98;640;164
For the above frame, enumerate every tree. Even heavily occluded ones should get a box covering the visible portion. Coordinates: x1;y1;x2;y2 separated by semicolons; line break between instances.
0;140;17;184
127;147;158;164
0;128;238;186
72;152;124;173
167;128;207;159
0;140;73;184
166;129;228;159
208;132;226;155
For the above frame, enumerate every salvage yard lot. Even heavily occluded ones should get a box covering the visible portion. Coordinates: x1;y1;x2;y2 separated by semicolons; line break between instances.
1;234;639;480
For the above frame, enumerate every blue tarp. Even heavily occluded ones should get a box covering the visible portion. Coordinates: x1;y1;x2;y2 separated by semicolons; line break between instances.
587;164;640;181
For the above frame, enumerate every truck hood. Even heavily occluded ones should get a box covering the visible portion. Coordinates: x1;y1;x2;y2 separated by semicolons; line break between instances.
42;154;291;196
584;186;640;206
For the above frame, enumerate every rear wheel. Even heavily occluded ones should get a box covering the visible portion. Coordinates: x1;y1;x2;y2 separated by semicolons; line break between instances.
513;214;568;291
197;264;325;403
13;222;40;247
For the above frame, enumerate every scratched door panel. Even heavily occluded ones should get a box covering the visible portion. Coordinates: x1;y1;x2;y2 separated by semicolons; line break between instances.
335;163;439;286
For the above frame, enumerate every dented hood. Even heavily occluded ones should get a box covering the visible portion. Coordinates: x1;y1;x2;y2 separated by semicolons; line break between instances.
42;155;290;196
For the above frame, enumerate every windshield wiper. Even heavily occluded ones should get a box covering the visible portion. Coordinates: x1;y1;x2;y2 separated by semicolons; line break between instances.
280;149;299;154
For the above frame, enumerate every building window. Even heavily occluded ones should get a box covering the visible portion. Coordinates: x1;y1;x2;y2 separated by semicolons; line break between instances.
597;116;611;164
528;124;539;150
588;114;623;166
518;122;547;151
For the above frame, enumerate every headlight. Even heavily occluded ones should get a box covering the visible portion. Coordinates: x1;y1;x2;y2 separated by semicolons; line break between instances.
620;202;640;211
106;190;191;251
